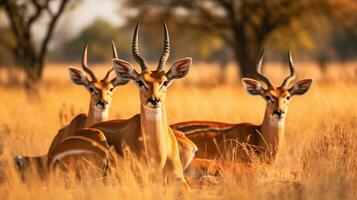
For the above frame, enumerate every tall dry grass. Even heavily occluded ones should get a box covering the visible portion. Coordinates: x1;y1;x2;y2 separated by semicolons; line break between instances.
0;62;356;199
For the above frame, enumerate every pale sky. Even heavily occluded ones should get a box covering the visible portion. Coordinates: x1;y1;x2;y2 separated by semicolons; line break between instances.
18;0;126;49
57;0;124;38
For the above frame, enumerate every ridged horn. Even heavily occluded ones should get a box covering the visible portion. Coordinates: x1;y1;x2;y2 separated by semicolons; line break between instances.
82;43;97;81
157;22;170;71
103;68;114;82
256;49;273;89
132;22;148;71
280;50;296;88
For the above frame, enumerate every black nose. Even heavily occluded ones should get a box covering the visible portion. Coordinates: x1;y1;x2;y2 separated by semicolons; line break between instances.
148;98;160;105
97;101;106;108
273;110;284;117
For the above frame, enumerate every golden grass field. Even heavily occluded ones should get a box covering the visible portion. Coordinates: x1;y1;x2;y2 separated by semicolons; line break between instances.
0;61;356;199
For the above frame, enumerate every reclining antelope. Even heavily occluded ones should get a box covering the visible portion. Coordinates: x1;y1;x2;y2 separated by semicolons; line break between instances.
52;22;194;190
172;50;313;164
14;43;197;179
48;128;116;177
14;43;129;177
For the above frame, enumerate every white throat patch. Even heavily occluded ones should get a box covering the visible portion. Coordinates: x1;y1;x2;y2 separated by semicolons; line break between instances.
269;116;285;128
94;107;109;120
143;106;163;121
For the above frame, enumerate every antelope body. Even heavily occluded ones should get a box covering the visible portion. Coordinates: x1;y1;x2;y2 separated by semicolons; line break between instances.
80;22;194;190
14;43;128;177
48;128;115;176
173;50;313;164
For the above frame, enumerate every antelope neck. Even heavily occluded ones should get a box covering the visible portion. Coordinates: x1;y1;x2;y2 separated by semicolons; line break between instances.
86;99;109;127
259;108;286;161
140;104;169;168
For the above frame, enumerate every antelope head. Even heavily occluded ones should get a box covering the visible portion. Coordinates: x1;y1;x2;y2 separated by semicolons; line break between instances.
69;43;129;110
242;50;313;120
112;22;192;109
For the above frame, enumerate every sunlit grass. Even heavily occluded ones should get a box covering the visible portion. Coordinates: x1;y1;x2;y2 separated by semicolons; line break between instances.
0;62;356;199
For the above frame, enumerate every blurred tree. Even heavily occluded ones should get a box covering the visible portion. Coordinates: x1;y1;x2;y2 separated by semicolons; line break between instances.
112;20;225;64
0;0;71;90
0;23;15;66
58;19;131;63
331;26;357;62
123;0;356;78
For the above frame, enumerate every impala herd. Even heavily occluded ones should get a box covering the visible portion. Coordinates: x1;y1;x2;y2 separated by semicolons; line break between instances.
13;22;313;191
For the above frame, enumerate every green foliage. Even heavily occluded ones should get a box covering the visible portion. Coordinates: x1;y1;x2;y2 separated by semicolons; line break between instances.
122;0;357;68
58;19;131;63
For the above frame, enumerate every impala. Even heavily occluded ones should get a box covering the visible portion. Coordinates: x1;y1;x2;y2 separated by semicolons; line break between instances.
172;50;313;164
14;43;128;177
85;22;193;190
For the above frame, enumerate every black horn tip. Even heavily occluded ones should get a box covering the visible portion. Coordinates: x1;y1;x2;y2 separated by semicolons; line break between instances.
82;43;88;60
83;43;88;52
111;41;118;58
135;21;140;32
258;49;265;59
288;50;293;63
133;22;140;41
260;48;265;55
256;48;265;72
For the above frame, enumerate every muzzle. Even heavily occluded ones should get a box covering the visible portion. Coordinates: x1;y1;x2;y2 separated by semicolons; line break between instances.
147;97;161;108
272;110;285;119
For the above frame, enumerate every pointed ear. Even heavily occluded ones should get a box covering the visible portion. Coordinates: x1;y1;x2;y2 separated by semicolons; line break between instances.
166;57;192;80
112;58;138;81
242;78;264;95
110;77;130;87
289;79;313;96
68;67;89;86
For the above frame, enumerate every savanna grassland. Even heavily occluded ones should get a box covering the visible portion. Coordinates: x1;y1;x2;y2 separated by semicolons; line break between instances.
0;62;356;199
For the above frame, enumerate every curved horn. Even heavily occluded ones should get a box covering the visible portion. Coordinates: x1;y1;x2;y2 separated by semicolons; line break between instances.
104;41;117;81
111;41;118;58
280;50;296;88
82;43;97;81
103;68;114;82
157;22;170;71
256;49;273;89
132;22;148;71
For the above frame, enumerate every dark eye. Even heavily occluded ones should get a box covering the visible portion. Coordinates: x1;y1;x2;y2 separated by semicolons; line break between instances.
286;95;291;100
163;81;169;87
89;87;95;93
137;80;145;87
265;95;271;101
109;87;114;92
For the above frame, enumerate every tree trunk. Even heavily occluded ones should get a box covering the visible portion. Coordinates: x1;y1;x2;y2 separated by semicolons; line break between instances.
234;48;257;79
24;64;42;90
230;25;265;79
233;43;264;79
231;28;265;79
20;49;43;91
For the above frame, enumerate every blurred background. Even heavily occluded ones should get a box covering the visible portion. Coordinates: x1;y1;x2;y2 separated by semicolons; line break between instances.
0;2;356;197
0;0;356;90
